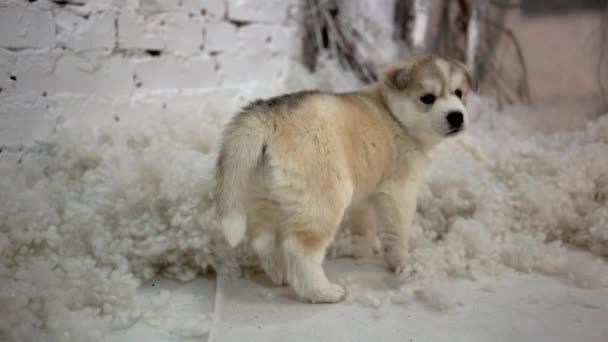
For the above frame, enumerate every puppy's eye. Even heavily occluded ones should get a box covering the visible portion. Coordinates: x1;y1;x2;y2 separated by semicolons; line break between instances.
420;94;436;104
454;89;463;98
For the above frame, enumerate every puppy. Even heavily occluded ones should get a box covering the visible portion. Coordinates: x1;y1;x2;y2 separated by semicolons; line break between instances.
214;53;475;303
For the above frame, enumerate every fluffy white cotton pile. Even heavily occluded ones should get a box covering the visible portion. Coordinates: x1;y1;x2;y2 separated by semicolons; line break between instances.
400;97;608;288
2;61;608;340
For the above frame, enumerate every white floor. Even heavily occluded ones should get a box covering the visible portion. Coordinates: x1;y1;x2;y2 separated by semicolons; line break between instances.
112;258;608;342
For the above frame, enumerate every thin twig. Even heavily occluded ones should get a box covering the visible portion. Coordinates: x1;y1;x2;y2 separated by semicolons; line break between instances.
310;0;325;49
598;3;608;110
488;0;521;9
481;17;531;103
300;0;377;83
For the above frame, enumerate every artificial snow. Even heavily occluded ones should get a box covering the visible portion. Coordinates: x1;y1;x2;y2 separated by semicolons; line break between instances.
1;62;608;340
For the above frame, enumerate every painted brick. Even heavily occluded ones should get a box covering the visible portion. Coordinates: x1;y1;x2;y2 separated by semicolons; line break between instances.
162;15;204;55
42;0;136;9
118;13;203;54
205;23;295;54
238;24;294;54
134;57;216;89
118;13;164;50
12;52;57;95
0;8;56;49
126;89;240;122
0;94;56;145
140;0;225;17
200;0;226;18
204;21;238;53
55;11;115;51
0;49;16;93
54;53;134;94
228;0;291;23
1;0;54;10
217;51;286;87
50;94;131;129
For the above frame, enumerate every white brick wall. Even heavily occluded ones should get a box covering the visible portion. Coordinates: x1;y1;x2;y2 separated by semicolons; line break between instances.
0;0;300;149
134;57;216;89
140;0;225;17
0;8;56;49
55;54;135;94
117;12;210;55
205;21;237;52
55;11;115;51
228;0;291;23
11;51;57;95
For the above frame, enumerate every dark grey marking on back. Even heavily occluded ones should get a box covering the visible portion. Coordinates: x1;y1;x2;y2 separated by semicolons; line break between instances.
218;90;322;178
241;90;321;114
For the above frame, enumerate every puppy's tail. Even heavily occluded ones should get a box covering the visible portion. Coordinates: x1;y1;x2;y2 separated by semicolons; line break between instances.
214;114;269;247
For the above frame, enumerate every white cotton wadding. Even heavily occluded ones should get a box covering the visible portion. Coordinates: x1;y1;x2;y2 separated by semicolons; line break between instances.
562;253;608;289
339;275;415;309
259;288;279;301
137;288;212;338
339;275;390;309
140;290;173;327
447;219;493;259
568;288;608;310
414;282;456;312
371;309;385;319
357;291;385;309
390;288;414;305
173;314;212;338
480;282;496;293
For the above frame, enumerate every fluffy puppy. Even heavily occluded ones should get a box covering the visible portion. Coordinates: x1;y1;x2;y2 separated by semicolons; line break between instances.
214;53;475;303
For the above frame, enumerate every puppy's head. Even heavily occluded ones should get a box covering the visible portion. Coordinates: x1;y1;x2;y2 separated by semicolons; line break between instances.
380;53;476;148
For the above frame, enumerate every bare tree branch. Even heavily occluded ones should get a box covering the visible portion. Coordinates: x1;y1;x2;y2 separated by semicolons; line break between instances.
300;0;377;83
481;17;531;104
393;0;415;46
599;2;608;110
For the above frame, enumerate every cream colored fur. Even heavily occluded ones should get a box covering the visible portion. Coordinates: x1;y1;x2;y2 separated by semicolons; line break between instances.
214;53;475;303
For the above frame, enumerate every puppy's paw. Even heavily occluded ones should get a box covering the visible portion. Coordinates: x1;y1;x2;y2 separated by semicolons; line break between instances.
266;267;287;286
372;237;382;255
394;263;408;275
383;245;410;273
307;283;346;303
352;234;381;259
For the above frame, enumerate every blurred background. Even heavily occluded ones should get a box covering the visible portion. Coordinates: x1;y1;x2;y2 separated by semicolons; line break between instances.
1;0;606;151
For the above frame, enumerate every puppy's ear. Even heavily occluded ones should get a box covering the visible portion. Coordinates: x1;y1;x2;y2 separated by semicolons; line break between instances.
384;65;411;90
452;59;478;92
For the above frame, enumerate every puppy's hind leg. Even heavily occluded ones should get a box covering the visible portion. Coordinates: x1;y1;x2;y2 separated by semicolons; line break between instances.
282;231;345;303
349;204;381;259
280;197;348;303
249;198;286;286
251;232;286;286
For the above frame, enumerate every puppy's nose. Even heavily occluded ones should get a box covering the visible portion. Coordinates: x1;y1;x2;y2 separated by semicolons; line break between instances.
446;111;463;128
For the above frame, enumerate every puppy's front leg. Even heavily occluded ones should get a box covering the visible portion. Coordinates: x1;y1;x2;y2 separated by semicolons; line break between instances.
349;204;381;258
373;179;419;272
